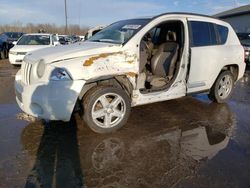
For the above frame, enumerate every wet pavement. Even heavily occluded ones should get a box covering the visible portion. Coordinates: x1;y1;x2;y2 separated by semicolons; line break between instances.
0;59;250;188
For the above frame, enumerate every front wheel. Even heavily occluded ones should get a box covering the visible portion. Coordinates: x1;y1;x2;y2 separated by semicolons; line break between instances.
82;85;131;134
208;71;234;103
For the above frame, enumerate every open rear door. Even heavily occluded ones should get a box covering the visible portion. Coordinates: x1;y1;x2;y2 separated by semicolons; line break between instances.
187;19;221;93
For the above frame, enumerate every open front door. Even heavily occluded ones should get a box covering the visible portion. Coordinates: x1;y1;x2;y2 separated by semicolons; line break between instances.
132;18;190;106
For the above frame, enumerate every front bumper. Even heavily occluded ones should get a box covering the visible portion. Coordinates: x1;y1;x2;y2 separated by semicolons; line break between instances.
15;70;85;121
9;54;25;65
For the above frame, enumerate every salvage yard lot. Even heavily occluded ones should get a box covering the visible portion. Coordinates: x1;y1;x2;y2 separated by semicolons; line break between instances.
0;59;250;187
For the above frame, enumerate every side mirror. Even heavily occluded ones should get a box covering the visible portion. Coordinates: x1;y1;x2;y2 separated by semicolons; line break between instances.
12;41;17;45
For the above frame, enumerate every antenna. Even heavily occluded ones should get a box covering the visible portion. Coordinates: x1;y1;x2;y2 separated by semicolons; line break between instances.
64;0;68;34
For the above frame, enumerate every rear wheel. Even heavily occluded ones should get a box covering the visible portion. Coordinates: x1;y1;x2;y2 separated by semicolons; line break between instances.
82;85;131;134
208;71;234;103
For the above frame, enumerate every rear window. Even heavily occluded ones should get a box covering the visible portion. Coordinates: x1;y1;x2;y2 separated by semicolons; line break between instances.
216;24;229;44
189;21;217;47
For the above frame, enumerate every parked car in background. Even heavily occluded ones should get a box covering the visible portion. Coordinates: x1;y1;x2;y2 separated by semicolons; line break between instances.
0;32;24;59
84;25;107;40
15;13;245;133
9;33;60;65
70;35;81;43
58;35;81;45
0;38;6;59
79;35;85;41
58;35;71;45
237;33;250;64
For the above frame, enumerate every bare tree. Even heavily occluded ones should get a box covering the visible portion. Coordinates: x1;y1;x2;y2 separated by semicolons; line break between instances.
0;22;88;35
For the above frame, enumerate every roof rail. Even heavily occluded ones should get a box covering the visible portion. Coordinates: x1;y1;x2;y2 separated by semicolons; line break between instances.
153;12;215;19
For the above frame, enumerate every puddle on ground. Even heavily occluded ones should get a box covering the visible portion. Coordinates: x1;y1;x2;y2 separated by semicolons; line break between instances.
1;97;244;188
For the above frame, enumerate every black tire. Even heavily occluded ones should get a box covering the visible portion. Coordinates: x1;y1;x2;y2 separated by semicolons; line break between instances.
208;71;234;103
5;48;8;59
82;85;131;134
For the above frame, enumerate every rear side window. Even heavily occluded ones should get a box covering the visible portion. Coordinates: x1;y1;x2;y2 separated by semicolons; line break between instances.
189;21;217;47
215;24;229;44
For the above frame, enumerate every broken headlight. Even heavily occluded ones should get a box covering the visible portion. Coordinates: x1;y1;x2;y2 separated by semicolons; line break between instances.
50;68;72;81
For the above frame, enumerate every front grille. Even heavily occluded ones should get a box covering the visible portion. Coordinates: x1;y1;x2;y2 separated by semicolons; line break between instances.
22;62;32;85
17;52;27;55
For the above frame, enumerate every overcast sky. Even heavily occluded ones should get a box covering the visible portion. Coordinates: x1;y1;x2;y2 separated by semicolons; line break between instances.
0;0;249;27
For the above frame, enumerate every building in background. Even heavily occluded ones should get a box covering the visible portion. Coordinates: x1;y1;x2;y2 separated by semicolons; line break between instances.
214;4;250;33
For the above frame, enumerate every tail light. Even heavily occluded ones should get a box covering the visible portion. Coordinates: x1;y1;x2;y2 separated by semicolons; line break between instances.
243;46;246;63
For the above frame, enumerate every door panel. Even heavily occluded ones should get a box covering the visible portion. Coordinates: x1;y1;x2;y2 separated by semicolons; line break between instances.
187;20;223;93
188;46;223;93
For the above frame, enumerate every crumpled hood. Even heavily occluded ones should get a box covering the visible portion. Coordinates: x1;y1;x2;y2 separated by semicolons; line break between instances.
24;41;122;64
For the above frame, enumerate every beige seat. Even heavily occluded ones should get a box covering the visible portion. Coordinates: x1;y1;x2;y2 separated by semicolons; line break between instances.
149;31;179;88
139;33;154;73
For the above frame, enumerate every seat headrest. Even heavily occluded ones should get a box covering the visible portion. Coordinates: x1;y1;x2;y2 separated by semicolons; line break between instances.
166;31;177;42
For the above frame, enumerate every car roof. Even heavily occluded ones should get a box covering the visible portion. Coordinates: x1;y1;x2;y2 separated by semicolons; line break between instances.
133;12;227;27
127;12;225;26
134;12;215;20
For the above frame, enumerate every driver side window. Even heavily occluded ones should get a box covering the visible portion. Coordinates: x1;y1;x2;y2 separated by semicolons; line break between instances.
150;27;161;45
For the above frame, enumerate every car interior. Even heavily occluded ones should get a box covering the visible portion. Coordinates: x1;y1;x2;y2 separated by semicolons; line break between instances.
138;21;184;92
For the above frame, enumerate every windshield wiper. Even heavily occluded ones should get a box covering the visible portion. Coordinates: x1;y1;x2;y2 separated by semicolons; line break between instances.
88;39;101;42
89;39;121;44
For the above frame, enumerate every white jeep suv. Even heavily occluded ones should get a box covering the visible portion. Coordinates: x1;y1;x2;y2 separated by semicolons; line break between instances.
15;13;246;133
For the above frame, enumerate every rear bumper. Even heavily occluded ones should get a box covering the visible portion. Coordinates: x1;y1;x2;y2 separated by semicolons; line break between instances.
15;70;85;121
238;62;246;80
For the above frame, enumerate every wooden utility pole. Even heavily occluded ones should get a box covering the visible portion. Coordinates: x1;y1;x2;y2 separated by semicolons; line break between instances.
64;0;68;34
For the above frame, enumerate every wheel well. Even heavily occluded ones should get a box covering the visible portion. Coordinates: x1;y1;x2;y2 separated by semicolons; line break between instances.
221;64;239;81
78;76;133;100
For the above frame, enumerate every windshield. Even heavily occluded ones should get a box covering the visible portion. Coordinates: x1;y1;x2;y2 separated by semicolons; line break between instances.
17;35;51;45
237;33;250;46
88;19;151;44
